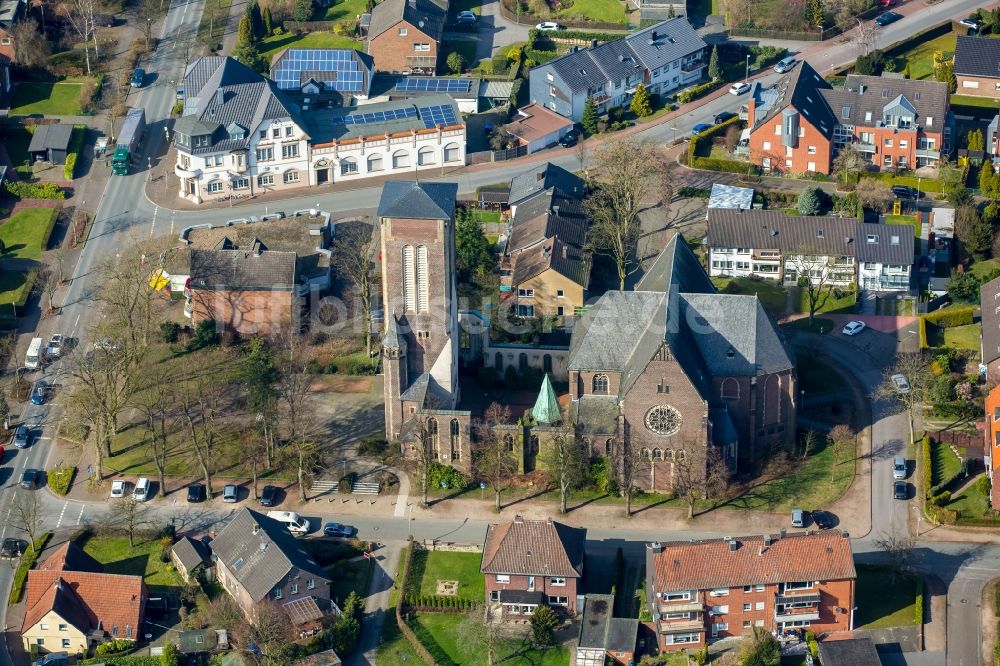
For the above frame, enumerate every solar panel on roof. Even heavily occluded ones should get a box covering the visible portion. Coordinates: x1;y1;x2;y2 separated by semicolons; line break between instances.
272;48;368;92
417;104;459;128
396;78;473;93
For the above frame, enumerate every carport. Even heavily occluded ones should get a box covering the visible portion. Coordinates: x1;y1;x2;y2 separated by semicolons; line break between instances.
28;124;73;165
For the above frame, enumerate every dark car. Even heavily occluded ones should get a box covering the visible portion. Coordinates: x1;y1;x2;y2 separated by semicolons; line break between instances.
323;522;356;538
13;424;31;449
892;185;918;199
0;538;26;558
20;469;39;489
130;68;145;88
30;379;48;406
187;483;206;503
558;132;578;148
893;480;908;500
259;484;279;507
875;11;902;26
692;123;713;135
714;111;737;125
811;510;834;530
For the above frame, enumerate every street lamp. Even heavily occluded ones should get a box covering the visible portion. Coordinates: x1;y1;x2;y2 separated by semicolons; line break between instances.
745;55;751;82
670;126;677;143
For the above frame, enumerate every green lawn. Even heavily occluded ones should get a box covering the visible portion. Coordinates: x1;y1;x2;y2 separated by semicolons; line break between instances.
0;208;57;261
970;259;1000;279
316;0;368;21
197;0;233;45
0;270;37;310
891;32;956;81
10;78;91;116
945;475;991;520
406;551;484;602
951;94;1000;110
930;439;962;487
410;613;570;666
329;557;372;607
941;323;981;351
81;535;184;591
260;32;363;63
854;566;918;629
711;276;787;314
444;40;479;71
793;286;856;315
554;0;626;24
1;126;34;178
884;214;919;231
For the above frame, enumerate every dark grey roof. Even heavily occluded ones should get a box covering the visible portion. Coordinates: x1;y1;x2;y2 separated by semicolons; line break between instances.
189;242;298;292
498;589;544;604
508;163;586;206
368;74;481;100
210;508;330;603
954;35;1000;79
177;56;306;155
177;629;219;654
171;537;212;572
707;209;913;265
399;372;453;409
28;124;73;152
306;94;462;143
828;73;949;130
537;18;704;94
752;61;836;139
508;187;587;253
981;275;1000;365
637;232;715;296
367;0;447;41
377;180;456;219
572;396;619;435
569;291;666;371
816;638;881;666
510;236;589;287
578;594;639;653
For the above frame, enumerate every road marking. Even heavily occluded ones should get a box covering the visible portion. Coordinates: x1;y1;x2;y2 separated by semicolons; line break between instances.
55;501;68;528
73;313;81;334
150;205;160;237
76;505;85;525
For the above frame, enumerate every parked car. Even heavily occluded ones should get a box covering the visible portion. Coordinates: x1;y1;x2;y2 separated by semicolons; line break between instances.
0;538;26;558
790;508;805;527
692;123;713;135
535;21;562;30
187;483;206;503
259;484;279;507
773;56;797;73
842;320;866;336
891;374;910;395
714;111;737;125
47;334;64;358
811;510;834;530
893;480;908;499
133;477;151;501
959;17;981;29
323;522;356;538
875;11;902;26
13;424;31;449
891;185;919;199
223;484;238;503
94;338;122;352
893;456;907;479
728;81;751;95
110;479;127;498
20;469;39;489
131;68;145;88
558;132;578;148
456;11;476;24
30;380;48;406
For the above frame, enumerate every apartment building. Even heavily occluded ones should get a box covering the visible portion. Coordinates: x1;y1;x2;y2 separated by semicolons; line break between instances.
744;62;951;174
706;209;914;293
645;532;856;652
529;18;706;122
983;385;1000;510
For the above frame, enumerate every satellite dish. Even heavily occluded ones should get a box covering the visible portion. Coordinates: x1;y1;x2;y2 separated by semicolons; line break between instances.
418;20;425;27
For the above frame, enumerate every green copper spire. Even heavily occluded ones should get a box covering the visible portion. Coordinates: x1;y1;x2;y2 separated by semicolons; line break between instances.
532;374;560;424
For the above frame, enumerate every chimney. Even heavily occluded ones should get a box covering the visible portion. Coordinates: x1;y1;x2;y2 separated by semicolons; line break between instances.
216;89;225;105
552;205;559;216
252;523;260;535
728;540;739;552
591;39;598;48
647;541;664;553
779;528;786;538
562;244;568;259
757;546;765;556
513;515;524;523
859;83;865;95
537;171;545;182
763;535;773;546
650;30;657;39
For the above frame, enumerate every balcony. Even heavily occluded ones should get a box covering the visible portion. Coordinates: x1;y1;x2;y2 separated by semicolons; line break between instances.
774;610;820;622
658;619;705;633
854;141;876;153
657;601;705;614
681;60;704;73
174;163;201;179
775;593;821;605
916;148;940;159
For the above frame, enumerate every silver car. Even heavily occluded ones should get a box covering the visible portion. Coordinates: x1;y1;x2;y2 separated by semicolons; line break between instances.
791;508;805;527
892;456;907;480
223;484;238;503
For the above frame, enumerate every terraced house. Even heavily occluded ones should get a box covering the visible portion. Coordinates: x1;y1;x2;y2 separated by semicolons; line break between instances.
529;18;707;122
742;62;951;174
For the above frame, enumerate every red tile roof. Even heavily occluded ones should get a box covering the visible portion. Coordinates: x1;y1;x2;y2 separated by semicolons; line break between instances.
38;541;104;573
649;532;855;591
481;515;585;578
503;104;573;145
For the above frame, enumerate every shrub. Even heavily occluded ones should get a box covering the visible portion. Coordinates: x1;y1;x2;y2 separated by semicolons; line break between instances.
9;533;51;604
96;639;135;656
160;321;181;343
531;605;559;646
678;186;711;198
677;79;722;104
691;156;760;174
923;306;975;328
428;461;468;490
49;465;76;496
188;319;219;350
357;437;388;457
4;181;65;200
345;357;377;375
339;472;356;493
921;435;932;499
171;102;184;115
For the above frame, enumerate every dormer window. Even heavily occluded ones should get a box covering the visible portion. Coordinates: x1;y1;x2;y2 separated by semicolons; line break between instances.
227;123;246;141
194;135;210;148
867;234;878;244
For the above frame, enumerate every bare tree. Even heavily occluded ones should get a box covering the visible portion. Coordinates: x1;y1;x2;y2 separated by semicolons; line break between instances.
180;373;222;498
274;341;320;503
854;178;893;213
40;268;58;313
11;18;51;69
610;437;642;518
474;402;518;513
409;419;437;509
112;495;151;547
98;239;171;352
873;527;916;583
330;220;379;358
586;139;666;289
672;446;713;519
10;490;42;552
539;427;587;514
59;0;97;74
242;600;293;666
832;144;868;183
239;426;269;501
855;16;877;56
133;363;177;497
828;424;855;485
873;353;931;446
136;0;160;49
784;250;843;324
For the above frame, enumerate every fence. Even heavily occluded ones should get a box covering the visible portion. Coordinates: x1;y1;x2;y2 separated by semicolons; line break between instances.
467;145;528;164
498;0;627;30
728;5;882;42
283;20;340;32
934;429;982;457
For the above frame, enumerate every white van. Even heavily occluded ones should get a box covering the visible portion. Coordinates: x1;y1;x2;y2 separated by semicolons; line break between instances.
133;477;151;502
774;56;797;73
267;511;310;535
25;337;43;369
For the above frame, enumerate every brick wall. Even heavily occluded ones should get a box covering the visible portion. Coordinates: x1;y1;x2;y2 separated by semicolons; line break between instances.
956;75;1000;99
367;21;439;73
748;115;833;175
483;572;579;613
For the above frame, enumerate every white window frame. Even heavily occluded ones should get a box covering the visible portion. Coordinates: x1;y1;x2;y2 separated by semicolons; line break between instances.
550;577;566;586
496;574;510;584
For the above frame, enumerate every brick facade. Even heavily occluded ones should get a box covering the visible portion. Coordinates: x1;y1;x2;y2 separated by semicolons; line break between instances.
367;21;439;74
747;102;833;175
957;75;1000;99
484;573;580;613
0;27;14;62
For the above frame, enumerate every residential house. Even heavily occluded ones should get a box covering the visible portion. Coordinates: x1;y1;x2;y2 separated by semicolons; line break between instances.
509;237;589;320
28;125;74;165
270;48;375;104
743;62;951;174
576;594;639;666
365;0;447;74
508;162;586;210
816;637;881;666
0;0;23;62
529;18;707;121
706;209;914;293
210;508;334;625
481;515;586;616
954;36;1000;100
569;234;796;484
176;629;228;655
170;536;214;583
22;542;148;655
645;532;856;652
503;104;574;154
983;385;1000;510
980;275;1000;382
174;56;311;203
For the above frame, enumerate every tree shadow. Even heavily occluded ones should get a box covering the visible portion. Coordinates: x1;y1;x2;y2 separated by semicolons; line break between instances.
566;492;608;513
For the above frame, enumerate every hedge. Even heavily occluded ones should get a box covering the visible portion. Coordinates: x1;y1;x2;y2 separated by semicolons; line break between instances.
691;157;761;175
403;594;481;610
63;125;87;180
394;540;436;666
689;114;743;162
81;657;160;666
923;306;975;328
9;533;52;604
914;577;924;625
921;435;932;500
4;181;66;200
677;79;723;105
917;317;928;349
